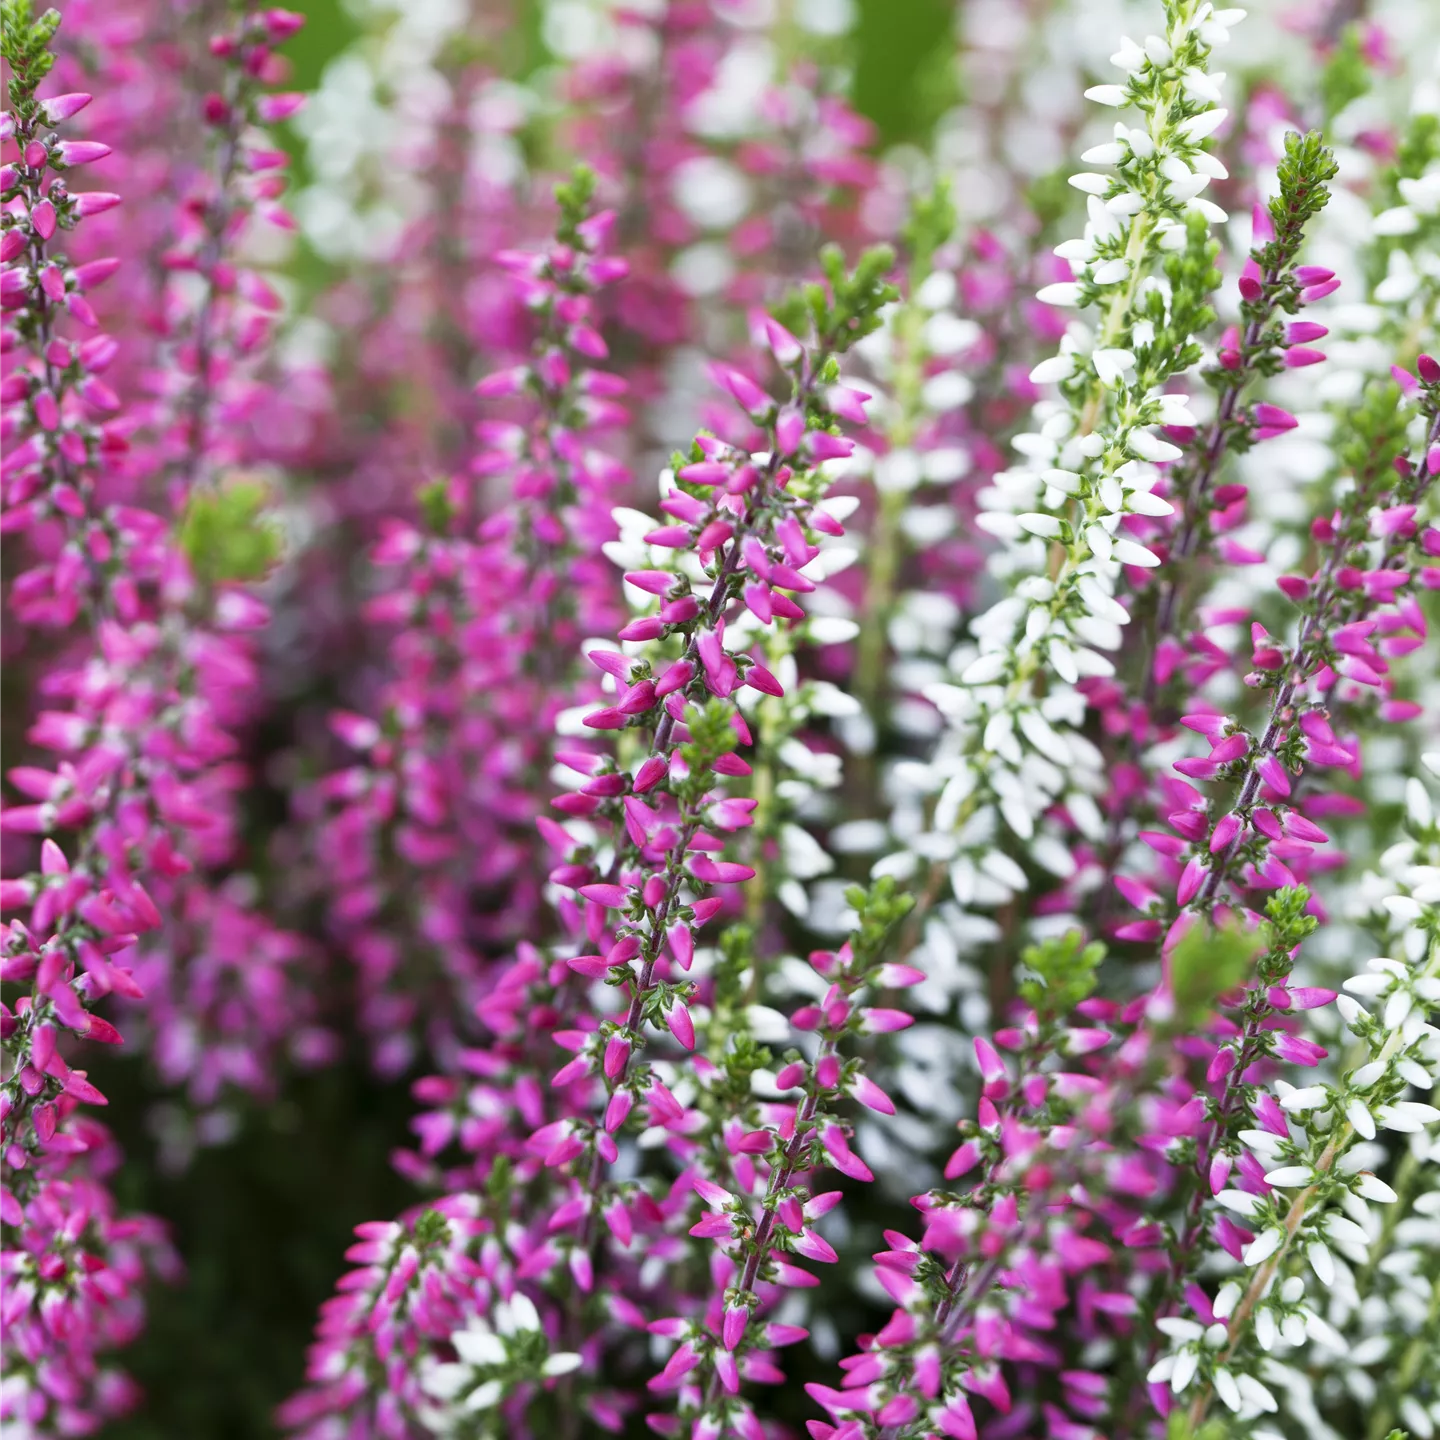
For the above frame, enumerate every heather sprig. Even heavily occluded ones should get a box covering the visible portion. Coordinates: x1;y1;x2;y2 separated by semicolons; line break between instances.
880;1;1243;957
1155;882;1440;1430
804;927;1113;1440
1144;128;1341;693
538;242;897;1217
162;4;306;493
313;168;630;1070
650;878;914;1433
1153;371;1440;921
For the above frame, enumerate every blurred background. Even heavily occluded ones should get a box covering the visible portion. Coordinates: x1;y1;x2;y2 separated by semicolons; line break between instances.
74;0;1438;1433
92;11;957;1437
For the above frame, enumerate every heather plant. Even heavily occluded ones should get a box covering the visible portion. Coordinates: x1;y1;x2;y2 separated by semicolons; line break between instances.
4;1;1440;1438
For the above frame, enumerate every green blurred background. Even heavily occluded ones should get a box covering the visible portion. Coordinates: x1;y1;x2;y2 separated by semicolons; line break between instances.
94;4;957;1435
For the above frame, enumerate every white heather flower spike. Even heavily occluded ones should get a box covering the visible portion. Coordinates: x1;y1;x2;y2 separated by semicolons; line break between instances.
877;0;1244;979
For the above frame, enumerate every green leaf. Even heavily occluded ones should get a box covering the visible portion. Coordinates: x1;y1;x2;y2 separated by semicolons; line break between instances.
1167;917;1261;1031
177;480;284;585
1017;931;1103;1021
1319;26;1372;124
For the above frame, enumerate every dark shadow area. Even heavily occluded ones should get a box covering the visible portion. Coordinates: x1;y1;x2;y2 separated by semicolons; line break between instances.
93;1052;416;1440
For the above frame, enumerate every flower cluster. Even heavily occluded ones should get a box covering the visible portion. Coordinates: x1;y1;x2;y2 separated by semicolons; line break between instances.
5;0;1440;1436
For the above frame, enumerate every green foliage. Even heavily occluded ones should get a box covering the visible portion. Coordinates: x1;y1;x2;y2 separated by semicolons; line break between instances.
1337;381;1410;501
1393;113;1440;186
411;1207;452;1250
417;478;456;535
851;0;956;146
843;876;914;969
1319;26;1371;124
1265;130;1339;266
178;480;285;585
1026;168;1076;234
1165;1410;1236;1440
552;163;597;249
1259;886;1318;955
772;245;899;358
1017;931;1103;1022
712;924;753;1021
0;0;61;106
1167;916;1261;1031
1149;214;1222;380
678;698;742;798
901;182;956;282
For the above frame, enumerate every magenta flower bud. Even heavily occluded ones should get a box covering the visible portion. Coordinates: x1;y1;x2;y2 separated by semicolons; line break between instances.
1251;402;1297;431
850;1074;896;1115
257;92;307;123
697;521;735;554
1206;1046;1236;1083
774;1061;806;1089
1417;353;1440;384
860;1007;913;1033
1282;346;1325;368
264;8;307;39
1300;277;1341;302
677;460;728;485
815;1053;841;1089
826;385;871;424
603;1035;630;1079
30;199;56;240
763;316;803;364
1209;813;1242;853
1175;856;1206;906
665;1001;694;1049
713;365;769;414
774;407;805;455
1285;320;1328;343
603;1089;633;1132
1256;753;1291;796
743;662;784;697
1209;733;1249;764
792;1228;839;1264
654;659;693;697
41;92;93;123
474;365;527;397
722;1305;748;1350
1392;364;1419;396
579;882;630;909
1114;874;1161;912
632;755;668;794
55;140;112;167
567;953;613;979
806;431;854;461
973;1036;1007;1087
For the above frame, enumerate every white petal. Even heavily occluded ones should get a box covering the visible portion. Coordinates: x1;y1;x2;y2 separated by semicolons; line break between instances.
961;652;1008;685
1306;1240;1335;1286
1263;1165;1313;1188
1018;512;1063;538
1180;107;1228;142
1029;354;1075;384
1354;1173;1398;1203
1037;282;1083;307
1243;1228;1284;1265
